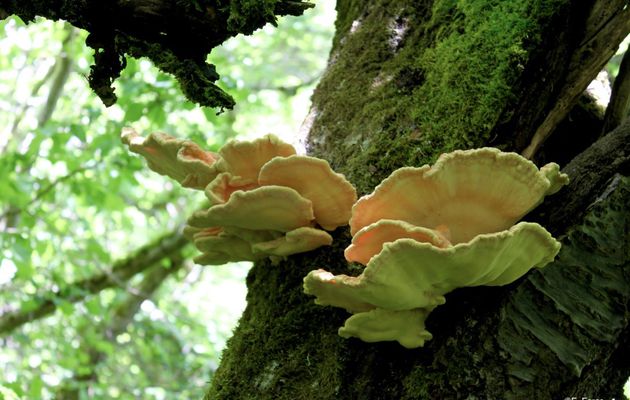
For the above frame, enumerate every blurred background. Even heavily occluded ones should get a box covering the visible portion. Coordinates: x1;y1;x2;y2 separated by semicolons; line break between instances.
0;1;334;398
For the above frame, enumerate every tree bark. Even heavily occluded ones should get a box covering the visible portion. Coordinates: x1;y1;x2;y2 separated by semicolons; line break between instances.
207;0;630;398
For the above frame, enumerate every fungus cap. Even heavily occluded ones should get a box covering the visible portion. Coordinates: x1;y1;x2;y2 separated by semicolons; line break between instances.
349;148;569;243
183;226;223;241
339;308;433;349
540;162;570;195
121;127;219;189
193;234;264;265
252;227;333;257
191;226;332;265
345;219;451;265
215;134;296;183
187;186;314;232
124;131;345;264
304;222;560;311
303;269;376;313
222;226;282;244
205;172;259;205
258;156;357;230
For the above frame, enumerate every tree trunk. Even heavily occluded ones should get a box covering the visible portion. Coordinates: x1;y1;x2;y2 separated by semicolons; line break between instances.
207;0;630;398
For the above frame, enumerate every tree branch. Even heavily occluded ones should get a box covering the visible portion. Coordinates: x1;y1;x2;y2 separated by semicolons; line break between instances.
57;254;185;398
246;74;320;95
521;2;630;159
527;116;630;235
0;228;189;336
0;0;314;109
602;49;630;135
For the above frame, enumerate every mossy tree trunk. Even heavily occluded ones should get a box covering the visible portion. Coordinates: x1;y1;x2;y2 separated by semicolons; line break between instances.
207;0;630;399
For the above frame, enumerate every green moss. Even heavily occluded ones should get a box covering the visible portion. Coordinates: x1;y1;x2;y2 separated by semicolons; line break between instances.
411;0;554;148
222;0;279;34
310;0;569;195
205;229;353;400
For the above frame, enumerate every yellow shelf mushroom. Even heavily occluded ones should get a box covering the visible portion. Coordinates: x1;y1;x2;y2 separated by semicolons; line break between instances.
121;127;220;189
349;148;569;243
122;129;356;264
304;148;569;348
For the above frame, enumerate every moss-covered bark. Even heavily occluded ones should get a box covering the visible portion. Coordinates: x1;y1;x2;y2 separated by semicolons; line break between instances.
208;0;630;398
0;0;313;108
307;0;581;194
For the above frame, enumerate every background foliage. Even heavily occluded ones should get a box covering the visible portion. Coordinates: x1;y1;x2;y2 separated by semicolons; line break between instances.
0;2;334;399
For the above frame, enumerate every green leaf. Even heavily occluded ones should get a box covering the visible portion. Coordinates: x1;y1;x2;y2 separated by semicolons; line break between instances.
0;385;21;400
70;123;87;142
84;297;103;315
147;105;166;126
57;300;75;316
14;261;34;280
26;377;42;399
124;103;145;122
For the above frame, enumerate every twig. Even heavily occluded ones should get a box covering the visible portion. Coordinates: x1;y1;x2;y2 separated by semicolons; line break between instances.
0;165;91;224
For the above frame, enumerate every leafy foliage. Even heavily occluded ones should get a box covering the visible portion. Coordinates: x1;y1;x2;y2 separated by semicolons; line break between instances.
0;2;334;398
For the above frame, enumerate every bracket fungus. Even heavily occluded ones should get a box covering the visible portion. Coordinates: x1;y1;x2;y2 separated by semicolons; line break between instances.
121;127;219;190
303;148;569;348
122;128;357;265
